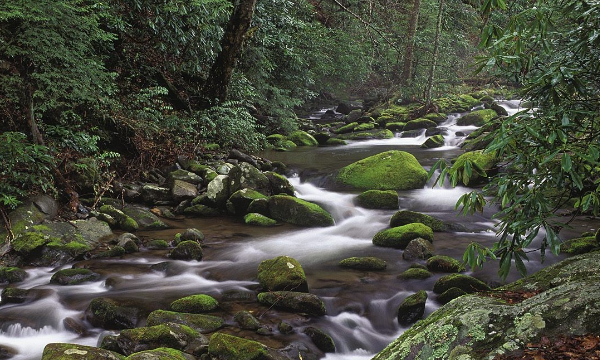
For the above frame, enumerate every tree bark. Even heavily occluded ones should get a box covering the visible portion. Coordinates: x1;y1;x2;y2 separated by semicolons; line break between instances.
201;0;258;107
425;0;444;105
24;86;45;146
400;0;421;85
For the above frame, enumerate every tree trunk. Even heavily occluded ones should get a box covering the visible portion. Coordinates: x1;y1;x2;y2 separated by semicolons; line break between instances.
400;0;421;85
425;0;444;105
201;0;258;107
24;86;45;146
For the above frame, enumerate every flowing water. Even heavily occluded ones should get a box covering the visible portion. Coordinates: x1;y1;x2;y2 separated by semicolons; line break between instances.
0;100;586;359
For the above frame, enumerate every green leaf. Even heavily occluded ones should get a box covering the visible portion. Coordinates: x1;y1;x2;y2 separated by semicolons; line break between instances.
561;153;572;172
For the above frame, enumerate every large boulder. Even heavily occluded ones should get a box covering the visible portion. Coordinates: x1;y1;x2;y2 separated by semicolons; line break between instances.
244;213;277;227
356;190;398;210
420;135;445;149
403;118;437;131
432;274;491;294
450;150;498;186
99;205;139;232
373;252;600;360
85;297;140;330
268;195;334;227
170;294;218;313
390;210;446;231
426;255;465;273
208;333;279;360
288;130;318;146
402;238;435;260
116;323;200;355
122;207;169;230
168;169;203;185
170;241;202;261
147;310;223;333
337;129;394;140
42;343;123;360
257;256;308;292
206;175;231;207
303;327;336;353
457;109;497;126
373;223;434;249
171;180;198;201
0;267;28;283
265;172;295;196
229;162;270;195
234;310;261;330
397;290;428;326
50;268;100;285
335;151;427;190
226;188;268;216
257;291;326;316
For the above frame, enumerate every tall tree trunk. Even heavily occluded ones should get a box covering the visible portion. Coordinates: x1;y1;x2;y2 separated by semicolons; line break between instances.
24;86;45;146
425;0;444;105
201;0;258;107
400;0;421;85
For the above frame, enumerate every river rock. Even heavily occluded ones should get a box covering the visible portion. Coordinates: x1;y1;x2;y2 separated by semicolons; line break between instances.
337;129;394;140
63;317;88;336
50;268;100;285
491;102;509;116
171;179;198;201
206;175;231;206
41;343;123;360
0;287;31;304
437;287;467;304
420;134;445;149
229;149;259;167
457;109;497;126
141;184;171;204
426;255;465;273
390;210;446;231
208;333;280;360
402;238;435;260
247;198;271;216
179;228;205;243
226;188;268;215
397;290;428;326
335;122;358;134
257;291;326;316
356;190;398;209
168;169;203;185
385;122;406;132
244;213;277;227
99;205;139;232
373;223;433;249
265;172;295;196
303;327;336;353
339;257;387;271
122;206;169;230
336;102;352;115
335;150;427;190
258;255;308;292
424;112;447;123
116;323;201;355
147;310;223;333
560;235;597;254
268;195;334;227
170;240;202;261
450;150;498;186
234;310;261;330
0;267;27;283
433;274;490;294
403;118;437;131
183;204;221;216
288;130;318;146
2;196;56;239
170;294;218;313
85;297;140;330
325;138;347;146
0;345;17;360
127;348;195;360
313;132;331;145
116;233;139;254
397;268;432;280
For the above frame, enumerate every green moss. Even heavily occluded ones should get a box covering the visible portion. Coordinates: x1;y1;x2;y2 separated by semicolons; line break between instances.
373;223;434;249
336;150;428;190
450;150;498;186
561;236;598;254
50;268;100;285
234;310;261;330
244;213;277;227
288;130;318;146
337;129;394;140
339;257;387;270
257;291;326;316
120;323;198;351
204;143;220;151
97;246;126;258
421;135;445;149
457;109;498;126
99;205;139;232
355;122;375;131
208;333;269;360
325;138;347;146
397;268;432;280
433;274;490;294
126;347;188;360
268;195;334;227
403;118;437;131
12;231;51;255
0;267;28;283
335;122;359;134
170;294;218;313
42;343;125;360
356;190;398;209
385;122;407;132
274;140;297;151
147;239;169;249
266;134;287;145
257;255;308;292
437;287;467;304
427;255;466;273
424;112;447;123
121;217;139;232
390;210;445;231
147;310;223;333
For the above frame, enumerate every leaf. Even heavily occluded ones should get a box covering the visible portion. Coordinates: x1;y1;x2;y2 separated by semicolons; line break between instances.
561;153;572;172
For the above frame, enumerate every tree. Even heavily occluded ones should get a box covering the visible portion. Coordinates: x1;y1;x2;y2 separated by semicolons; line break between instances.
424;0;444;105
400;0;422;85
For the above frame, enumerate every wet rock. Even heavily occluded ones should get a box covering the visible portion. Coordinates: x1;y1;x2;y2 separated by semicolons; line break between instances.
335;122;358;134
0;267;27;283
278;321;294;334
116;323;200;355
433;274;490;294
373;223;433;249
385;122;406;132
85;297;140;330
206;175;230;207
208;333;278;360
346;109;363;123
234;310;261;330
233;162;271;195
397;268;432;280
170;241;202;261
0;287;31;304
183;204;221;216
247;198;271;216
339;257;387;271
397;290;427;326
337;129;394;140
313;132;331;145
325;138;347;146
221;290;257;303
99;205;139;232
449;150;498;186
168;169;203;185
50;268;101;285
127;347;196;360
99;335;121;353
146;239;169;250
336;102;352;115
560;236;598;254
229;149;258;167
122;207;169;230
268;195;334;227
0;345;17;360
63;317;88;336
425;127;447;136
402;238;435;261
179;228;205;243
170;294;218;313
491;102;509;116
426;255;465;273
424;112;447;124
244;213;277;227
171;180;198;201
335;150;427;190
117;233;139;254
420;135;445;149
400;130;422;138
141;184;171;204
457;109;497;126
257;291;326;316
356;190;398;210
437;287;467;304
226;188;268;215
303;327;336;353
147;310;223;333
390;210;446;231
403;118;437;131
265;172;295;196
41;343;123;360
258;256;308;292
288;130;318;146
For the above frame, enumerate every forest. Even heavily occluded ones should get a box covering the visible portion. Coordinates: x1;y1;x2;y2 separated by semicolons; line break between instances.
0;0;599;359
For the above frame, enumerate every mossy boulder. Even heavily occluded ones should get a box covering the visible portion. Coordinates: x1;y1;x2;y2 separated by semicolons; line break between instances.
356;190;398;210
450;150;498;186
50;268;100;285
385;122;407;132
116;323;200;355
355;122;375;131
183;204;221;217
1;287;31;304
265;171;295;196
457;109;498;126
122;207;169;230
168;169;203;185
437;287;467;304
11;231;52;256
170;294;218;313
179;228;205;243
257;291;326;316
247;198;270;216
206;175;231;207
303;327;336;353
335;122;358;134
230;162;271;195
85;297;140;330
390;210;446;231
99;205;139;232
208;333;272;360
42;343;124;360
171;180;198;201
397;268;432;280
325;138;347;146
273;140;298;152
561;236;598;254
426;255;465;273
337;129;394;140
339;257;387;271
336;151;428;191
257;255;308;292
0;267;28;283
126;347;192;360
403;118;437;131
170;241;202;261
226;188;268;215
268;195;334;227
147;310;223;333
266;134;287;146
288;130;318;146
433;274;491;294
402;238;435;260
244;213;277;227
424;112;447;123
420;135;445;149
234;310;261;330
373;223;433;249
397;290;428;326
146;239;169;250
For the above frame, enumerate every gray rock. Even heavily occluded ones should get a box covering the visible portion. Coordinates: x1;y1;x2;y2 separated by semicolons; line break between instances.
85;297;140;330
171;179;198;201
257;291;326;316
168;169;203;185
206;175;230;206
402;238;435;260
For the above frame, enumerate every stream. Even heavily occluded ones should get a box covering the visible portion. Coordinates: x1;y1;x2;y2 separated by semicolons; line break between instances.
0;100;586;360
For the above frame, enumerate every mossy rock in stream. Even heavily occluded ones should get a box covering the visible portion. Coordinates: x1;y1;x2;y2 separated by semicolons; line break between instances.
244;213;277;227
116;323;201;355
303;327;336;353
99;205;139;232
335;122;359;134
126;347;191;360
397;290;428;326
122;206;169;230
1;287;32;304
325;138;347;146
50;268;101;285
257;255;308;292
0;267;28;283
234;310;262;330
373;223;433;249
397;268;432;280
457;109;498;126
426;255;465;273
336;150;428;191
420;135;445;149
337;129;394;140
437;287;467;304
42;343;124;360
356;190;398;210
265;171;295;196
424;112;447;123
85;297;140;330
208;333;273;360
268;195;334;227
147;310;223;333
560;236;598;254
339;257;387;271
169;241;202;261
390;210;446;231
403;118;437;131
449;150;498;186
257;291;326;316
170;294;218;313
402;238;435;261
11;231;52;256
433;273;490;294
385;122;407;132
288;130;318;146
226;188;268;215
